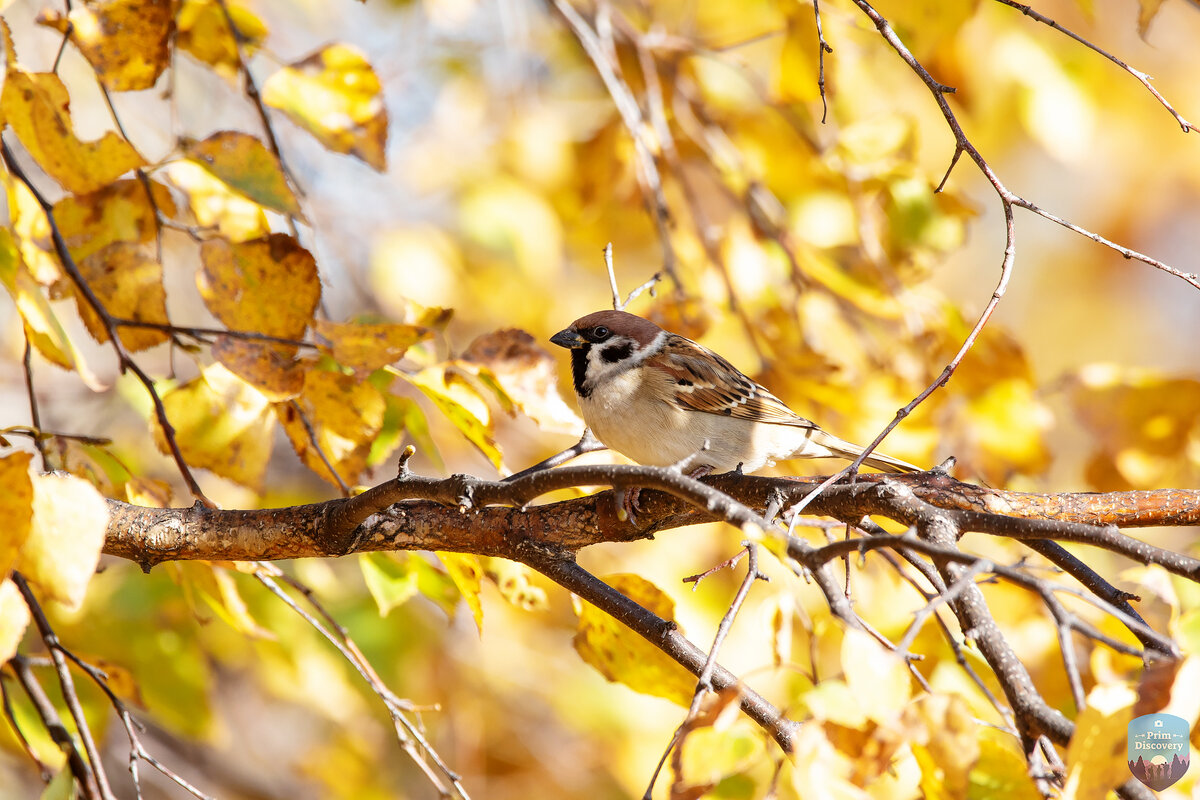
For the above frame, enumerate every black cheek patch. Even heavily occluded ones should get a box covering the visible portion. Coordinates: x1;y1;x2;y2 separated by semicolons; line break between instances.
600;342;634;363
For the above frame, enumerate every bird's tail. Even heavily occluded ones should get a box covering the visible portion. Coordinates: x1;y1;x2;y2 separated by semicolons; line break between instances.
800;428;921;474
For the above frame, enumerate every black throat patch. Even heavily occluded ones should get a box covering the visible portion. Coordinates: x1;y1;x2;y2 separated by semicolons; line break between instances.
570;348;591;398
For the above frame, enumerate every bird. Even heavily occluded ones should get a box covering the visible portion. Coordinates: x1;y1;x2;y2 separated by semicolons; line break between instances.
549;310;919;483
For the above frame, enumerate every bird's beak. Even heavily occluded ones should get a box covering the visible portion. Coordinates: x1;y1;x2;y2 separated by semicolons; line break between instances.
550;328;586;349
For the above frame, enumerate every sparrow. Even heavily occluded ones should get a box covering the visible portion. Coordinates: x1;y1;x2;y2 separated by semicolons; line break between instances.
549;310;919;479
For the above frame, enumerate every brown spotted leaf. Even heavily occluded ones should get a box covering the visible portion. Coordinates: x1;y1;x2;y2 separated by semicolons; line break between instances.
74;242;169;352
54;179;176;263
0;452;34;581
176;0;267;80
197;234;320;338
37;0;172;91
460;328;582;435
212;338;306;402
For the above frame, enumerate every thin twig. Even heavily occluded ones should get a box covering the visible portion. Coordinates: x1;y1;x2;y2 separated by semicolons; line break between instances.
12;574;116;800
644;542;766;799
21;336;46;468
550;0;678;285
813;0;834;123
251;566;470;798
995;0;1192;132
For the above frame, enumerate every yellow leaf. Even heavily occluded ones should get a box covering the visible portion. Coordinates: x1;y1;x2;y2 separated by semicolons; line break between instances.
262;44;388;171
961;379;1052;480
677;724;765;795
459;177;562;279
360;552;462;619
1070;365;1200;490
156;363;276;489
37;0;172;91
161;160;270;242
1063;684;1137;800
0;229;107;390
460;328;583;435
572;573;696;707
0;21;145;194
314;319;431;376
5;172;62;286
483;557;548;611
870;0;981;61
436;552;484;633
360;552;420;616
185;131;303;217
176;0;268;81
73;243;169;351
53;179;176;264
15;472;110;611
0;452;34;579
278;367;385;486
405;366;504;472
968;726;1042;799
904;695;979;800
842;627;912;722
212;338;306;402
123;477;172;508
775;9;820;104
0;578;30;663
203;566;275;638
198;234;320;337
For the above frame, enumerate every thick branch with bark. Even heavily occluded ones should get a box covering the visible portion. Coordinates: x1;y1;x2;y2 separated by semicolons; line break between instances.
100;464;1199;775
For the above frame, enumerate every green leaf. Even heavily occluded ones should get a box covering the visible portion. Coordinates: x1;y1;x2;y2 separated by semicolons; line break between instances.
184;131;303;216
360;552;420;616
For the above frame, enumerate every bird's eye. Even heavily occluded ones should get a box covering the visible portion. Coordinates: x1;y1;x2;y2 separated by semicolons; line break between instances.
591;326;610;340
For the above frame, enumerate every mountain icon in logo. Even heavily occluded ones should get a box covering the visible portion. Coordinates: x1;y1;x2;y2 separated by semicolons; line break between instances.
1128;713;1190;791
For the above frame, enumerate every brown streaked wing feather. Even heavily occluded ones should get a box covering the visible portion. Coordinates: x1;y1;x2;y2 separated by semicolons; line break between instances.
648;335;817;428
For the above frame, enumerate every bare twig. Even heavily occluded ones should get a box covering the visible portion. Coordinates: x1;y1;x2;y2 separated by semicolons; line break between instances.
251;565;469;799
549;0;678;284
12;574;116;800
995;0;1193;132
813;0;834;123
644;543;766;798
